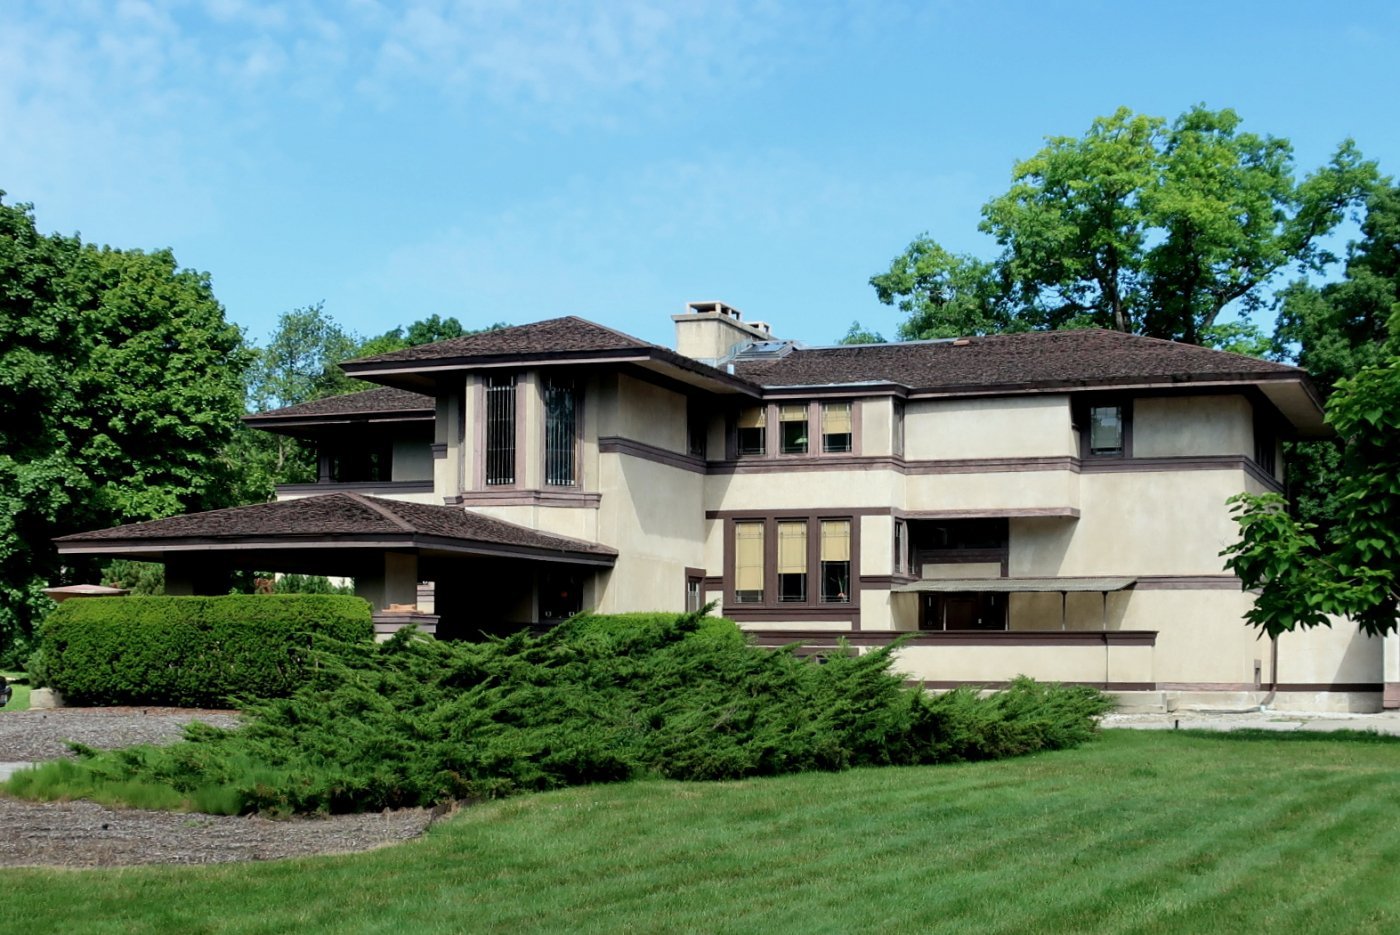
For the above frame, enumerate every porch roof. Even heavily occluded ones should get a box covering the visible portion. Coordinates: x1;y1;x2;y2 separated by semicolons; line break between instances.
54;492;617;567
893;576;1137;593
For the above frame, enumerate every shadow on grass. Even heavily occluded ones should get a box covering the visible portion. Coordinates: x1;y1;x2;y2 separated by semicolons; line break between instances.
1168;727;1400;745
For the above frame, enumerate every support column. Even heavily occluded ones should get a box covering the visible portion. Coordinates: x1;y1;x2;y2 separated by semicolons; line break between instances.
356;551;437;640
1384;631;1400;710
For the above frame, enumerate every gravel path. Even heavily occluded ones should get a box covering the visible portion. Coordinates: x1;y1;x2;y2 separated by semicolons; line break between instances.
0;707;437;869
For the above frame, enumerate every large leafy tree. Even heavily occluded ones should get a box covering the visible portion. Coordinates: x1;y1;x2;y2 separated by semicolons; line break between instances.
873;106;1378;345
1270;184;1400;533
0;193;249;659
1222;337;1400;636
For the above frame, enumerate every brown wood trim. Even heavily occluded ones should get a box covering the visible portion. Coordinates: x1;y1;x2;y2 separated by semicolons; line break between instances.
598;436;706;473
1158;682;1260;692
1273;683;1384;693
276;480;434;496
430;442;448;460
453;489;602;508
708;507;891;520
743;629;1158;647
684;566;707;579
701;576;723;590
904;456;1079;475
708;455;901;475
1242;457;1284;492
1134;575;1242;591
730;609;861;623
1080;454;1256;475
858;574;919;588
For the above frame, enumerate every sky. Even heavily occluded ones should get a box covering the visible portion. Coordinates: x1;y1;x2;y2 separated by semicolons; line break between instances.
3;0;1399;351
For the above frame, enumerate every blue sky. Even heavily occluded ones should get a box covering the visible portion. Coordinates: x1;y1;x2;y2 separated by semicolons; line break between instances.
3;1;1398;351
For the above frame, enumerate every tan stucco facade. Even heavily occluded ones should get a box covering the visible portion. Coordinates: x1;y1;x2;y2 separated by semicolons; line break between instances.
258;319;1373;714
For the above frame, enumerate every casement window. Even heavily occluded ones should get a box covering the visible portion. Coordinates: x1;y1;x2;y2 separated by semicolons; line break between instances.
821;402;853;453
485;374;517;485
737;407;767;455
892;400;905;458
543;376;579;486
686;574;704;613
327;441;392;483
780;404;809;454
734;521;765;603
820;519;851;603
728;515;855;607
893;519;907;576
777;520;808;601
1253;410;1277;477
1076;398;1131;459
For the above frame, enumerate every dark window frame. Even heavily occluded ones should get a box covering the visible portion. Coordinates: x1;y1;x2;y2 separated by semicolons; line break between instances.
543;375;581;487
484;373;519;486
724;513;859;609
1074;396;1133;459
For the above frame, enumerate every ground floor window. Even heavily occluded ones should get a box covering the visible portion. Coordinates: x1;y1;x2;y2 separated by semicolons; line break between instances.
727;515;854;607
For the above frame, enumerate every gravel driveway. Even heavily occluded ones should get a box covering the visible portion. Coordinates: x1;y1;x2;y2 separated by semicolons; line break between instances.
0;707;436;869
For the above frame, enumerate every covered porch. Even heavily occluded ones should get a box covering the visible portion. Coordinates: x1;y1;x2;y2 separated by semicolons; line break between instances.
54;492;617;640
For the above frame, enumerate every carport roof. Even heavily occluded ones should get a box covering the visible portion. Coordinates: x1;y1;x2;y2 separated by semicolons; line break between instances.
54;492;617;566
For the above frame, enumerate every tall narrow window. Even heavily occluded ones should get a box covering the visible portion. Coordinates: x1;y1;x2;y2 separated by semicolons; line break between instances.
777;520;808;601
1088;405;1123;456
892;400;905;457
822;402;853;453
894;519;906;575
780;404;809;454
737;407;766;455
820;519;851;603
544;376;578;486
485;375;517;485
687;401;708;459
734;521;765;603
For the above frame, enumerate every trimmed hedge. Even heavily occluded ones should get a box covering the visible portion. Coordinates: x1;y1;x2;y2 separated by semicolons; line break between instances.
38;595;372;707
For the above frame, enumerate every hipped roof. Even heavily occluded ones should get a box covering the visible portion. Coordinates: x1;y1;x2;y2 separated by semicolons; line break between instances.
55;493;617;566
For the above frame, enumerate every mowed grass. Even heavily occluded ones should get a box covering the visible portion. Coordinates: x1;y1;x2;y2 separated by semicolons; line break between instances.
7;729;1400;934
1;672;29;711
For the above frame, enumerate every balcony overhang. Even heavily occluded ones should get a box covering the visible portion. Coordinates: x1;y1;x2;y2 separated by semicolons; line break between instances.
892;576;1136;594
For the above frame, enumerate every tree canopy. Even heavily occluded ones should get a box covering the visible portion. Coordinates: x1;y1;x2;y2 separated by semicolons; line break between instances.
871;106;1378;345
0;193;249;660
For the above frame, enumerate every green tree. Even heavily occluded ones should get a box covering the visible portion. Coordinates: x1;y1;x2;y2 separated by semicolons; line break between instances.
875;106;1378;344
837;321;886;345
1222;340;1400;636
0;193;249;659
869;238;1009;339
1268;184;1400;533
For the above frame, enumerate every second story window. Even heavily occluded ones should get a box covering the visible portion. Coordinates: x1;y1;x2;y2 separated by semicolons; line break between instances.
544;376;578;486
737;406;766;455
1088;404;1125;457
780;404;809;454
485;374;517;485
822;402;853;453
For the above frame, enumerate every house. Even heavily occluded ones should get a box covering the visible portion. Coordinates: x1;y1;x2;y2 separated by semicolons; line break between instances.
56;301;1397;712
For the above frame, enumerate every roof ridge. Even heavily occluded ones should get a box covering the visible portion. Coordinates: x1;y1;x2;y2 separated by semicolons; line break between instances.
558;315;658;349
344;493;416;532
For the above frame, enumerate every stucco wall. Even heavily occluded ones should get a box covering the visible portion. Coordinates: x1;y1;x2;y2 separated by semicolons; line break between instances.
904;395;1074;460
1132;394;1252;458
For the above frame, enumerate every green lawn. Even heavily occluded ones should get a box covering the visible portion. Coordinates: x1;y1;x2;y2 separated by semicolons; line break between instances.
7;729;1400;933
1;672;28;711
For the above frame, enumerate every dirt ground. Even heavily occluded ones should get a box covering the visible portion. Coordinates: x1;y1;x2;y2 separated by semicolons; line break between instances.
0;707;437;868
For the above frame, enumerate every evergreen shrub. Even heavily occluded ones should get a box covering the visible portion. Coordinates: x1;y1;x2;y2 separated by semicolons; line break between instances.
37;595;372;707
9;610;1111;814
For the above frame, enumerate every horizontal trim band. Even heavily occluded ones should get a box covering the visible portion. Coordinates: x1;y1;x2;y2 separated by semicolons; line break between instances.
277;480;434;495
914;680;1157;692
743;629;1158;647
597;436;706;474
447;489;602;509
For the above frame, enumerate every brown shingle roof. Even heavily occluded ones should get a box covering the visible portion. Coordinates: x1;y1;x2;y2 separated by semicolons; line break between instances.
344;316;653;365
55;493;616;560
245;386;433;424
732;329;1301;393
